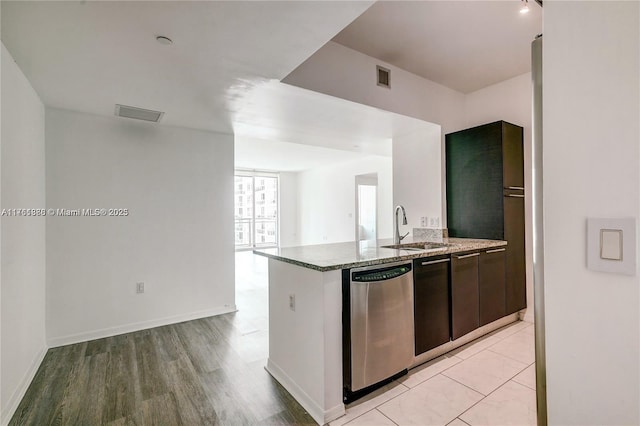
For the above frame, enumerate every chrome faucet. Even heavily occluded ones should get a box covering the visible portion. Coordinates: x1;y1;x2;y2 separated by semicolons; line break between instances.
394;205;409;244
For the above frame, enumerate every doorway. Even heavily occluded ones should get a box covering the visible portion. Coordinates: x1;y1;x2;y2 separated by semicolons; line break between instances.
355;174;378;242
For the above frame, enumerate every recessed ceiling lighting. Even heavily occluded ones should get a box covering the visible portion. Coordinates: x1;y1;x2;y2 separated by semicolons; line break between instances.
520;0;530;14
156;35;173;45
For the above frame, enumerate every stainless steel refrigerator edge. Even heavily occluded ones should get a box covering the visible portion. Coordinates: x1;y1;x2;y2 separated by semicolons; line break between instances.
532;34;548;426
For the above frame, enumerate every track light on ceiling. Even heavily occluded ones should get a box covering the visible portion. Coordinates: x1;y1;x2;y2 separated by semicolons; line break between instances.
520;0;530;14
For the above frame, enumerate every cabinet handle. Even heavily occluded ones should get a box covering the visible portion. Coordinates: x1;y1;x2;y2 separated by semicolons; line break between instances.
454;252;480;259
420;258;451;266
486;248;506;254
505;194;525;198
506;186;524;190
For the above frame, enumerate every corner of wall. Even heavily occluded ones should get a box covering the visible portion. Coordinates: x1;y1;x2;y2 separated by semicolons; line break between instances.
0;346;47;426
1;41;48;425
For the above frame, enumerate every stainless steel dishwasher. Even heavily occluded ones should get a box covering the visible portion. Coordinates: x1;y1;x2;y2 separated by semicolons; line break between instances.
346;261;414;398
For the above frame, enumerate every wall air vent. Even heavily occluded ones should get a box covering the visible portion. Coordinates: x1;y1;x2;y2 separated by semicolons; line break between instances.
376;65;390;89
115;104;164;123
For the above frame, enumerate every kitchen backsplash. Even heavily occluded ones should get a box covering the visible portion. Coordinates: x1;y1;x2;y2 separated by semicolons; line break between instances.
413;228;448;242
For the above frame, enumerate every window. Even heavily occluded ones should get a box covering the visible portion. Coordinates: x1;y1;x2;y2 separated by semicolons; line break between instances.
234;173;278;249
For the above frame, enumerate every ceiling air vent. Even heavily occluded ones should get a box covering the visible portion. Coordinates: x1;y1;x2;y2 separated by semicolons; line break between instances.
376;65;390;89
115;104;164;123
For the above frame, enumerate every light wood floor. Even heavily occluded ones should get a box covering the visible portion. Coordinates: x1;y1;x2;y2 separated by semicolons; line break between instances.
10;252;315;425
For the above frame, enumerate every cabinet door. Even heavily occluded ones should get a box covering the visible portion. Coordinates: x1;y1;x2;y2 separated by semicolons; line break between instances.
414;257;451;355
479;249;507;326
504;194;527;313
451;253;480;340
446;122;504;240
502;122;525;189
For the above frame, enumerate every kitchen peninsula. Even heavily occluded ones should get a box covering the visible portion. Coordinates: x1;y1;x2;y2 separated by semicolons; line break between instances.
254;237;518;425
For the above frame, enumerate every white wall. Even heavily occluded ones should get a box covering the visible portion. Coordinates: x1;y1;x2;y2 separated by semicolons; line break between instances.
45;108;236;346
266;259;343;424
279;171;299;247
284;42;466;224
393;126;443;232
1;43;47;424
294;156;392;246
544;2;639;424
284;41;465;136
464;72;534;320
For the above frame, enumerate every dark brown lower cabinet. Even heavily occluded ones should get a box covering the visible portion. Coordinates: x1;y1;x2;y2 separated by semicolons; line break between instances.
479;248;507;326
413;257;451;355
451;252;480;340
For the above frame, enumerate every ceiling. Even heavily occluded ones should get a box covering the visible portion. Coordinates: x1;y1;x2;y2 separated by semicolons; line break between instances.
1;0;373;134
234;80;440;171
1;1;541;171
332;1;542;93
234;80;435;154
235;139;377;173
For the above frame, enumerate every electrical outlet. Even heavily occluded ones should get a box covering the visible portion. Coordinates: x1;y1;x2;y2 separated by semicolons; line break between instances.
289;294;295;311
421;216;427;227
136;282;145;294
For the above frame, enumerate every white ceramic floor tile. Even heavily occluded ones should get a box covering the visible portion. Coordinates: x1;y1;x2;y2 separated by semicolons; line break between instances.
446;418;470;426
460;380;537;426
488;329;535;364
442;350;528;395
378;374;483;426
449;334;502;360
520;323;535;336
345;409;397;426
487;321;530;341
331;382;408;426
400;354;462;388
512;364;536;390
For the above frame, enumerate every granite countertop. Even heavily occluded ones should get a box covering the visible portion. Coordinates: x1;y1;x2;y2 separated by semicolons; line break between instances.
253;237;507;272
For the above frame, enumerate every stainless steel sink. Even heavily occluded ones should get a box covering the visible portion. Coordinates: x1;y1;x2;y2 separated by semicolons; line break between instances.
381;242;451;251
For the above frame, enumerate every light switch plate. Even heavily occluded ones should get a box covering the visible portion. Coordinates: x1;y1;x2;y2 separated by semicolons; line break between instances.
600;229;623;260
587;217;636;275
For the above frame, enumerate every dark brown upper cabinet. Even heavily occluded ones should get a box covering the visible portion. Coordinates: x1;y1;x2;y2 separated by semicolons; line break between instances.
446;121;526;315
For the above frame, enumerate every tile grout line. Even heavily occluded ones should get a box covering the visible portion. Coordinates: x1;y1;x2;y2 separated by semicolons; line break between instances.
402;355;464;389
443;352;532;399
450;322;531;360
376;408;400;426
347;323;535;426
485;346;534;365
339;383;410;426
455;355;538;422
440;330;537;422
511;362;537;392
439;372;490;398
451;417;472;426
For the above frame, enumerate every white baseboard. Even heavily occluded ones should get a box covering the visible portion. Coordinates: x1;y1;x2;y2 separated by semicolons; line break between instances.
1;345;47;426
266;358;344;426
324;403;347;424
47;305;237;348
